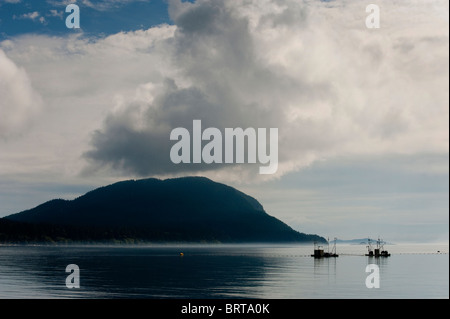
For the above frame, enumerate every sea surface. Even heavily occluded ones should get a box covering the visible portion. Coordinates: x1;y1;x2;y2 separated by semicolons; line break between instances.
0;243;448;299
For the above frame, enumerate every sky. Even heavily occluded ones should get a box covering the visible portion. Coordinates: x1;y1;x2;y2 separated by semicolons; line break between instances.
0;0;448;243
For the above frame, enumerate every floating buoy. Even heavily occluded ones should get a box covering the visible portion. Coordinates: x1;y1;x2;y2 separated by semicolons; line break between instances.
180;253;184;257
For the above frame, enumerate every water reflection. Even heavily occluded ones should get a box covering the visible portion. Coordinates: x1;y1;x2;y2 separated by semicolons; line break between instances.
0;244;447;299
313;257;337;276
366;255;389;265
0;245;287;298
366;255;389;278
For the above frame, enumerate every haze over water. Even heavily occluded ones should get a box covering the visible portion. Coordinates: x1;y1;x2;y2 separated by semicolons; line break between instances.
0;243;448;299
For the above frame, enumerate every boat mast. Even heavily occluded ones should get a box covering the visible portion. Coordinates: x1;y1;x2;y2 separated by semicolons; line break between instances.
367;238;373;254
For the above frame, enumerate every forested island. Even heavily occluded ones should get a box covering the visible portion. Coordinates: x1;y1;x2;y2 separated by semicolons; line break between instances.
1;177;326;244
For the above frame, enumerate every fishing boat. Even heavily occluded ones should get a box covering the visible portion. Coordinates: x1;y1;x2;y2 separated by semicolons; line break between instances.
311;238;339;258
365;237;390;257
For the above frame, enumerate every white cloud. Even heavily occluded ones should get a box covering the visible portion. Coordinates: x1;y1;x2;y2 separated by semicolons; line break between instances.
84;0;448;181
17;11;39;20
0;26;175;179
80;0;147;11
13;11;47;24
0;0;448;184
48;9;63;19
0;49;42;138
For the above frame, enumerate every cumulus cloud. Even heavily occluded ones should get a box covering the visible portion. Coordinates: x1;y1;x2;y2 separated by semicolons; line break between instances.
82;0;449;181
1;0;448;183
13;11;47;24
48;9;64;19
0;49;42;138
0;25;175;181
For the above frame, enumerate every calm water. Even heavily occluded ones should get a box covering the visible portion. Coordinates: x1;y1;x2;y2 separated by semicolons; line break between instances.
0;243;448;299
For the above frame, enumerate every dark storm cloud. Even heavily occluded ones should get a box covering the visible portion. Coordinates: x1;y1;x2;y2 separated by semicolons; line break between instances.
82;0;449;180
83;0;288;177
84;79;233;175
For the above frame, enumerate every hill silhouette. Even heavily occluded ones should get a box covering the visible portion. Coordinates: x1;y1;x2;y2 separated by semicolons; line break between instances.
1;177;326;244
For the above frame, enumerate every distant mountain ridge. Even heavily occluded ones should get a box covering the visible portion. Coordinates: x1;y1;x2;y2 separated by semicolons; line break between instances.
1;177;326;244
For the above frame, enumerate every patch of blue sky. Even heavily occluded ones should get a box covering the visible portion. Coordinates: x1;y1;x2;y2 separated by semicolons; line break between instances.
0;0;175;40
